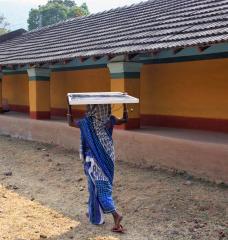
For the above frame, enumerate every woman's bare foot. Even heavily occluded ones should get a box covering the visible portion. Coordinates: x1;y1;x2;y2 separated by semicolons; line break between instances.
111;211;125;233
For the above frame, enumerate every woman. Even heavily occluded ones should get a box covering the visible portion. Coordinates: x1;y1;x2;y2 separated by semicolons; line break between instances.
67;103;128;233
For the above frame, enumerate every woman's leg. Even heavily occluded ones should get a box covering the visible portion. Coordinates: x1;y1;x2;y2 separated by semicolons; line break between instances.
87;176;105;225
112;211;123;230
95;180;125;232
84;159;104;225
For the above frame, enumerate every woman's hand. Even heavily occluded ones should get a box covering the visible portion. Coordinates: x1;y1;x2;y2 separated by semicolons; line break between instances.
113;104;128;125
67;96;76;127
123;104;128;122
67;113;74;127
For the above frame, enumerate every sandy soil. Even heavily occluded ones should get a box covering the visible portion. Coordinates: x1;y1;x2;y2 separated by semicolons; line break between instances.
0;134;227;240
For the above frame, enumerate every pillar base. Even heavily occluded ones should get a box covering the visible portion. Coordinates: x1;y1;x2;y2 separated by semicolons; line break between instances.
115;118;140;130
30;111;50;120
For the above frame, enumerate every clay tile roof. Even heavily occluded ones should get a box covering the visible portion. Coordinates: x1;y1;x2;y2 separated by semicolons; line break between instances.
0;0;228;65
0;29;27;44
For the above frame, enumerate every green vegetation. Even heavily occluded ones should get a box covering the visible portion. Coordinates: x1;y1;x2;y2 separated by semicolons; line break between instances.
0;15;10;35
27;0;89;31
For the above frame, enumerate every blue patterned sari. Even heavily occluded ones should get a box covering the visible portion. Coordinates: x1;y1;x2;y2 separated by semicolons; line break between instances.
78;104;116;225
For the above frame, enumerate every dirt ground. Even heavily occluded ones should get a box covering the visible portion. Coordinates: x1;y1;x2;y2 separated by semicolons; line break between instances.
0;135;227;240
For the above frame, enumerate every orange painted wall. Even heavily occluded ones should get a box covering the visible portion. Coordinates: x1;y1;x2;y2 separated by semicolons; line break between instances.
2;74;29;107
50;68;110;113
141;58;228;119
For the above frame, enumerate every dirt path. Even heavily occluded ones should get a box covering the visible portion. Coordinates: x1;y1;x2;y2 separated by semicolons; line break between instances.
0;135;227;240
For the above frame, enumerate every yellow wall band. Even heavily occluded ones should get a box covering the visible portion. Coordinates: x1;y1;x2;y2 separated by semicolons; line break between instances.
141;58;228;119
29;81;50;112
111;78;140;119
2;58;228;122
2;74;29;106
51;68;110;112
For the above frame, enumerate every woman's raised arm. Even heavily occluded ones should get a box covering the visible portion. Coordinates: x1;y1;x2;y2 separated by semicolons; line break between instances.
114;104;128;125
67;96;77;127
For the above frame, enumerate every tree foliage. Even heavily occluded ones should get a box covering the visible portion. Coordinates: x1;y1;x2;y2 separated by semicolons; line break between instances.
0;15;10;36
27;0;89;31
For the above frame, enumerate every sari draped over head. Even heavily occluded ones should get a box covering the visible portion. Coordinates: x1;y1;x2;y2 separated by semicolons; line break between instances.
78;104;116;225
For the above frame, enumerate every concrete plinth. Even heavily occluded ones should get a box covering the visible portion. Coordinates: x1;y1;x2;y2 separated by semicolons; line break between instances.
0;113;228;184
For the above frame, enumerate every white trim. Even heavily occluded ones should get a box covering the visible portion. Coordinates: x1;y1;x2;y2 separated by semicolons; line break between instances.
27;68;51;77
107;62;142;74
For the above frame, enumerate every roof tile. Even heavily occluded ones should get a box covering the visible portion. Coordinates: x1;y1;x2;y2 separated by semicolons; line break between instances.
1;0;228;65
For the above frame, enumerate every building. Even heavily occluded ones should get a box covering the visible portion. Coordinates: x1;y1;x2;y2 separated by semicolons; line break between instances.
1;0;228;131
0;0;228;183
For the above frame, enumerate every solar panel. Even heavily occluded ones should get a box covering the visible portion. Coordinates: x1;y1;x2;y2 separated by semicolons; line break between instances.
67;92;139;105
